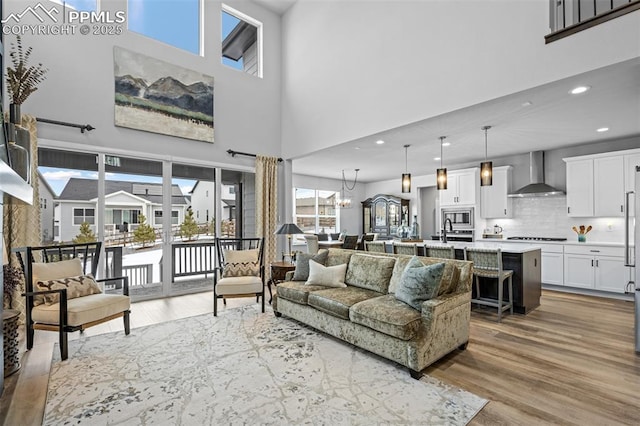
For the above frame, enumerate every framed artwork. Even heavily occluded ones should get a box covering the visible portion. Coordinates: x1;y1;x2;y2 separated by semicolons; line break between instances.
113;47;214;143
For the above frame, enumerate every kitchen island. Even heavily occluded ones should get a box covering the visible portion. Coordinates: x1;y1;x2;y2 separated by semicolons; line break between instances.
386;240;542;314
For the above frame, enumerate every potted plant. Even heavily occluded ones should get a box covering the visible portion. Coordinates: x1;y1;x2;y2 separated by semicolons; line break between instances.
6;35;48;121
3;264;22;309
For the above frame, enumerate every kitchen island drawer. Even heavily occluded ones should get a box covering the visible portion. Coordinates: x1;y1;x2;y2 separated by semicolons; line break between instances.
563;245;625;257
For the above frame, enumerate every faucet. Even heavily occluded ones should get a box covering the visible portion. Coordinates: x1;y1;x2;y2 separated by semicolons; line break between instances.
442;218;453;243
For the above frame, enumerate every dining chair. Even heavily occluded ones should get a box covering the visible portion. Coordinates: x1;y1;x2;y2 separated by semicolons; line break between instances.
358;234;375;250
315;233;329;241
364;241;386;253
304;234;319;254
341;235;359;250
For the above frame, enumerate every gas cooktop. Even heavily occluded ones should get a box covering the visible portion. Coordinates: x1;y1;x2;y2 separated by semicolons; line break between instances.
507;236;568;241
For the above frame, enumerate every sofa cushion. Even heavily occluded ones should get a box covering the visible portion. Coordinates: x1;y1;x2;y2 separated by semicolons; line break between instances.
277;281;329;305
345;253;396;293
388;255;459;296
350;294;422;341
36;274;102;305
308;287;382;320
306;261;347;287
395;258;445;310
216;276;263;295
31;293;130;327
326;249;354;267
292;250;329;281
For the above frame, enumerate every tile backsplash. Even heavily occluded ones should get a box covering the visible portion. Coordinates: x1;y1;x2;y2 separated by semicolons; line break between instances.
486;196;627;243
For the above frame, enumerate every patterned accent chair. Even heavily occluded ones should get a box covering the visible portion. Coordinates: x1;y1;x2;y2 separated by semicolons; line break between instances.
214;238;265;316
16;242;130;361
463;247;514;322
424;244;456;259
364;241;387;253
392;242;418;256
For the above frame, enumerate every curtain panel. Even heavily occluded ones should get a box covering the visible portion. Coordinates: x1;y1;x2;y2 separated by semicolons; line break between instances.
255;155;278;278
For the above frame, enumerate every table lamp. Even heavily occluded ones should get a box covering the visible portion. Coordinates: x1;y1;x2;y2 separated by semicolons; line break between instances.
275;223;303;262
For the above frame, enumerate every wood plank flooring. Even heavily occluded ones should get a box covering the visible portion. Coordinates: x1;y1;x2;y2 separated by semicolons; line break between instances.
1;290;639;425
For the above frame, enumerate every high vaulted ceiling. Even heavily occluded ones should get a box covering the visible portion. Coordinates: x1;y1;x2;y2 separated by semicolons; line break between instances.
291;58;640;183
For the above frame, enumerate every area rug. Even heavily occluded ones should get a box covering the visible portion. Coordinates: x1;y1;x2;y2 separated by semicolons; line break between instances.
44;305;487;425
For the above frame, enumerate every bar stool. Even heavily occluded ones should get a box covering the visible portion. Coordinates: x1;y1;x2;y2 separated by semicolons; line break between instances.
464;247;513;322
364;241;387;253
424;244;455;259
392;242;418;255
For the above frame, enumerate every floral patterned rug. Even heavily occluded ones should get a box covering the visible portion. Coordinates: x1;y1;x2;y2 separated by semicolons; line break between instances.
44;305;487;425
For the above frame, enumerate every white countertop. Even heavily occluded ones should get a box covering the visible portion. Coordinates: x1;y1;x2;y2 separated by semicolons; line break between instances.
478;238;628;248
383;240;541;253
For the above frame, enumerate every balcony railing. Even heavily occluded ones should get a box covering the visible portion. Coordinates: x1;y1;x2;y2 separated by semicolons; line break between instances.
547;0;640;43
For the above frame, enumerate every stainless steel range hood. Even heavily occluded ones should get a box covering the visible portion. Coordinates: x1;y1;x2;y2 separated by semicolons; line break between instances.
508;151;564;198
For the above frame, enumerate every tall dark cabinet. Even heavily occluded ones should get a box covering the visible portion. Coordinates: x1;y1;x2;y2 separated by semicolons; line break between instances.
362;194;410;239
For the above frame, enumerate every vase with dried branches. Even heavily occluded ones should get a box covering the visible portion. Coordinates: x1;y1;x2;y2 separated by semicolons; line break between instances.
6;35;48;123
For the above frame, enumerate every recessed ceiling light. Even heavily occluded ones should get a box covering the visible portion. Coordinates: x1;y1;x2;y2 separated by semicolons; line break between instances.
570;86;590;95
597;127;609;132
433;157;441;161
354;147;361;150
442;142;451;147
522;101;533;107
376;140;385;145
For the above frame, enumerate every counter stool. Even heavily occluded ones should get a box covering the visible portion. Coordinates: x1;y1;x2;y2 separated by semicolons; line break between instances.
464;247;513;322
424;244;455;259
392;242;418;255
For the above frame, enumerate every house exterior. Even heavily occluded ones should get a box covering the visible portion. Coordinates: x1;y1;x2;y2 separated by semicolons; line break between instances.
38;171;56;243
54;178;189;242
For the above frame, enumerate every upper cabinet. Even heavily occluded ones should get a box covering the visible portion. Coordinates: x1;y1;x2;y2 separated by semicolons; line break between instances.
565;149;640;217
481;166;512;218
440;168;478;207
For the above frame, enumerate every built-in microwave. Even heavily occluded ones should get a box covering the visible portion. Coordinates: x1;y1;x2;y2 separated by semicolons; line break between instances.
441;207;474;230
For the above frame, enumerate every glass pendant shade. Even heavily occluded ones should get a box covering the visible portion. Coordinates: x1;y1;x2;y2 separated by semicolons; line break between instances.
402;173;411;193
437;168;447;190
401;144;411;193
480;161;493;186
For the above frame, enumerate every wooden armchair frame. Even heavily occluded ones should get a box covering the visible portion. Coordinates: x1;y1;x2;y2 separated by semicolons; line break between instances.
15;242;130;360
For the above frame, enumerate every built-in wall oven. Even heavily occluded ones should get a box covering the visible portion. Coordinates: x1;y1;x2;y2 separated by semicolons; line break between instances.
441;207;474;230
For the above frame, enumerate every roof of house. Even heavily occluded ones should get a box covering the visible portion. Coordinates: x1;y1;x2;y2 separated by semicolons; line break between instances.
57;178;189;205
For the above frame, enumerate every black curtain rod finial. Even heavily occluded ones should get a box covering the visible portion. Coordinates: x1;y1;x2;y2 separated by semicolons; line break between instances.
36;117;95;134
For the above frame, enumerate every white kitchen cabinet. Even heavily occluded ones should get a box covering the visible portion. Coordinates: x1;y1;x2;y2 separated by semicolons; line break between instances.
440;169;478;206
565;153;629;217
563;245;628;293
539;243;564;286
566;159;593;217
481;166;512;218
594;156;624;217
624;153;640;217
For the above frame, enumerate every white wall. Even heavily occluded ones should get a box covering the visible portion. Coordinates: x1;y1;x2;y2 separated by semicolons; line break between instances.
4;0;282;167
281;0;640;159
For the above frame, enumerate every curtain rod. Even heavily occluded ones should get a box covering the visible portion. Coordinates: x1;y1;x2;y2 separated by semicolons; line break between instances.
227;149;283;162
36;117;95;133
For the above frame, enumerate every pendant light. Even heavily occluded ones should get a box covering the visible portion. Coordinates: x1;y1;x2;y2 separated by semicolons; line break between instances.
402;144;411;193
336;168;359;208
480;125;493;186
436;136;447;190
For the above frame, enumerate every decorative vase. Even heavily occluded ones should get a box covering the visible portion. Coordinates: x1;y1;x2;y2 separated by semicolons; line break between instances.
9;103;21;125
7;142;29;181
578;234;586;243
410;215;420;239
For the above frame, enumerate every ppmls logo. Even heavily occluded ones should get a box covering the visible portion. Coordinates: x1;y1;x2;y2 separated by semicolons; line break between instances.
1;3;59;24
2;2;125;36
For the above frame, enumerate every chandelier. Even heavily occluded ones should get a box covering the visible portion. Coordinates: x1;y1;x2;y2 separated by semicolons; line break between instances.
336;169;359;208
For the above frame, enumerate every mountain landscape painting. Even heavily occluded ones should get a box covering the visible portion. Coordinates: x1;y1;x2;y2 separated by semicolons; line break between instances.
114;47;214;143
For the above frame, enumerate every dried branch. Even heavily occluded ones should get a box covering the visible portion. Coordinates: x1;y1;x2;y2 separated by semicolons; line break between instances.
6;35;48;105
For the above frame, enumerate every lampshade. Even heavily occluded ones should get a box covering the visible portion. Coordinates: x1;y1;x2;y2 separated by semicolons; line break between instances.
402;144;411;193
480;126;493;187
275;223;304;235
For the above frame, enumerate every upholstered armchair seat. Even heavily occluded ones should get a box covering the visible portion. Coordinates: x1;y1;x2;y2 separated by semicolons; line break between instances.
215;276;263;295
31;293;131;327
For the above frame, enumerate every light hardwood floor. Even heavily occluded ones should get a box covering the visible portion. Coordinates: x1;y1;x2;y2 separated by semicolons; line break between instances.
1;290;639;425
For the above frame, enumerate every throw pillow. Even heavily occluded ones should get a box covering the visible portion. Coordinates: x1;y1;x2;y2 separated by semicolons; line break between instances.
305;260;347;288
223;249;260;277
292;250;329;281
394;257;445;310
32;258;84;306
36;274;102;305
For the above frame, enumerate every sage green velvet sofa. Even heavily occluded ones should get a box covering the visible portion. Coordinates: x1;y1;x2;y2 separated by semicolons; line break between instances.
273;248;473;377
